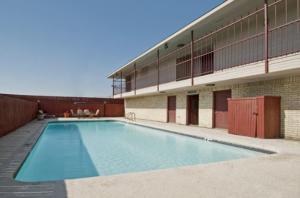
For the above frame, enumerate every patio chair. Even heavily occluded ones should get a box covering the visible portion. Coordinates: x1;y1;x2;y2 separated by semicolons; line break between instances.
84;109;91;117
70;109;77;117
37;110;45;120
77;109;84;117
95;109;100;117
90;109;100;117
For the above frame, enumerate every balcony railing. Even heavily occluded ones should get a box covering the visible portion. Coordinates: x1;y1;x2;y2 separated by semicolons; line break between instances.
113;0;300;96
136;61;158;90
269;19;300;58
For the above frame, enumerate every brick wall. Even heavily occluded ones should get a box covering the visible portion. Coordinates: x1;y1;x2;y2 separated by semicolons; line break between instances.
233;76;300;139
175;93;187;125
197;75;300;139
125;95;167;122
125;75;300;139
125;92;187;124
198;90;213;128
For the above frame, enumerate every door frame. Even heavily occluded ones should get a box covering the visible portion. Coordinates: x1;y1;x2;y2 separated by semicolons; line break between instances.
167;96;176;123
213;89;232;128
186;94;199;125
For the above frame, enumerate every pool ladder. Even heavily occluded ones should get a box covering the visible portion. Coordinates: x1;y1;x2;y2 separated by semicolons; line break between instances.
125;112;136;121
204;137;213;142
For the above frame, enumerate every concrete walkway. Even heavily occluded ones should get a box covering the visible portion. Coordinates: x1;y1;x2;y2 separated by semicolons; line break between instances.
1;118;300;198
0;120;66;198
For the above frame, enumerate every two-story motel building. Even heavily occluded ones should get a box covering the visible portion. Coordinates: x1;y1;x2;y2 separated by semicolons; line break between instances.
108;0;300;140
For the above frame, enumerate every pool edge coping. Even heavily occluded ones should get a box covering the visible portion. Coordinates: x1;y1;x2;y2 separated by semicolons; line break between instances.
48;118;276;154
12;118;297;184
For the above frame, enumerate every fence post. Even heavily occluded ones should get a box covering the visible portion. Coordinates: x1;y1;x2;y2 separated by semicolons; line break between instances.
120;72;123;97
157;49;160;91
112;76;115;97
103;103;106;117
264;0;269;73
191;30;194;85
134;63;137;95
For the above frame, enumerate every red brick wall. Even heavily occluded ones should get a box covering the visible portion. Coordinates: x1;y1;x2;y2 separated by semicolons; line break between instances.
0;95;38;137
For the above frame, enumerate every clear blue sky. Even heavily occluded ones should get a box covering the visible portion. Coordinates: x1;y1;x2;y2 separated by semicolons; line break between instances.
0;0;222;97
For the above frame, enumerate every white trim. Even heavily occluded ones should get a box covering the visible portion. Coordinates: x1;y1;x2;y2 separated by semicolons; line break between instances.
159;79;191;92
113;94;122;99
122;91;135;98
269;52;300;73
136;86;157;95
193;61;265;85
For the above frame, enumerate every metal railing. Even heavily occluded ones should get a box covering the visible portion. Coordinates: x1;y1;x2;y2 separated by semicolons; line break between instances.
135;60;158;90
113;0;300;96
125;112;136;121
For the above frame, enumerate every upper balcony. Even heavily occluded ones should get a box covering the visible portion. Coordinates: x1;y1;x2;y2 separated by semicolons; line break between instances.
109;0;300;98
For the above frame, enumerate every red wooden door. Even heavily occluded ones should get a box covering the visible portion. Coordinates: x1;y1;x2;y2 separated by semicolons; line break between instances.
167;96;176;123
187;95;199;125
228;96;281;138
228;98;257;137
214;90;231;129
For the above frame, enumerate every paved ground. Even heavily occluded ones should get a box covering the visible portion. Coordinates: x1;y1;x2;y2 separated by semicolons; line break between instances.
1;118;300;198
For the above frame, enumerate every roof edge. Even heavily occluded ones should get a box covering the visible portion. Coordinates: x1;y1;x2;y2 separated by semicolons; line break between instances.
107;0;235;78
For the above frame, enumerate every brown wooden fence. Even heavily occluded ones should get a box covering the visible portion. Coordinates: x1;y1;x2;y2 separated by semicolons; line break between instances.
228;96;281;139
1;94;124;117
0;95;38;137
228;98;257;137
104;104;124;117
0;94;124;137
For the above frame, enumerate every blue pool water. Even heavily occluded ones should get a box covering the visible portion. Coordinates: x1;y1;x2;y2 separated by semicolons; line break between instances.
15;121;265;182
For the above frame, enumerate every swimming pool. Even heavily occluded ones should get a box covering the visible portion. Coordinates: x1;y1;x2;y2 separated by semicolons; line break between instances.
15;121;266;182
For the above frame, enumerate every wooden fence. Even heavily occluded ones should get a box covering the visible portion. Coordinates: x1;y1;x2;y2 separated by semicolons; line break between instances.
0;94;124;137
228;96;281;139
0;95;38;137
1;94;124;117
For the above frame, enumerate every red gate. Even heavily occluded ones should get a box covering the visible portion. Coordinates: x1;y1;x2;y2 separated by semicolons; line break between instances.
228;96;280;139
228;98;257;137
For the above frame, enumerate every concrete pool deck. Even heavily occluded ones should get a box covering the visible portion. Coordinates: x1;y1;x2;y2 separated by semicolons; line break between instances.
0;118;300;198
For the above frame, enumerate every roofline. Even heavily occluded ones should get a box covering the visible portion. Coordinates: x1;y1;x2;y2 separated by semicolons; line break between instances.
107;0;235;78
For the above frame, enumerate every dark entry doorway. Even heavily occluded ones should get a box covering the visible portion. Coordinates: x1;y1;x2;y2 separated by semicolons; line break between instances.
187;95;199;125
214;90;231;129
167;96;176;123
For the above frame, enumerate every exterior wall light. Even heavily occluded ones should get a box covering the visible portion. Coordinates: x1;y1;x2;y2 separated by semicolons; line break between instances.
205;83;215;87
164;43;168;49
187;90;197;95
177;43;185;48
